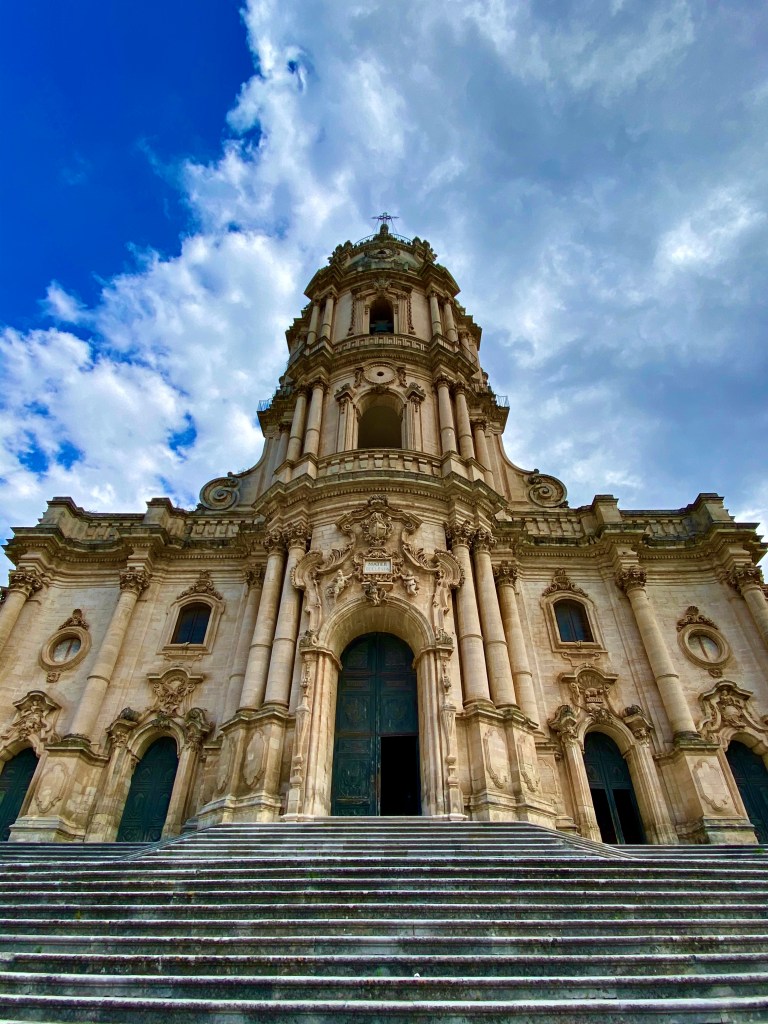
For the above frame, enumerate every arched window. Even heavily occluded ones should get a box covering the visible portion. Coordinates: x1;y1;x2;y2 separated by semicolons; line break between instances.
369;298;394;334
171;602;211;645
358;404;402;448
554;599;593;643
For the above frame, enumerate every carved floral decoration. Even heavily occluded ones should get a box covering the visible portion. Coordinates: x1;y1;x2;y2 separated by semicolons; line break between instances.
549;666;654;748
0;690;60;756
177;571;223;602
147;667;204;716
698;681;768;746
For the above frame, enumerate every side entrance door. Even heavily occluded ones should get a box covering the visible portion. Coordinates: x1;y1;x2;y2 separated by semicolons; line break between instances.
0;748;38;841
727;741;768;843
116;737;179;842
583;731;645;844
331;632;420;816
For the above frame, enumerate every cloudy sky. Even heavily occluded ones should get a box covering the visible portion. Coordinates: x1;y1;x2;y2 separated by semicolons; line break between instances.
1;0;767;575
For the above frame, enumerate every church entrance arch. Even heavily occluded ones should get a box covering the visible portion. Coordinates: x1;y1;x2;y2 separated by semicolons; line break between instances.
0;748;38;841
116;737;179;842
331;632;420;816
727;740;768;843
583;731;645;844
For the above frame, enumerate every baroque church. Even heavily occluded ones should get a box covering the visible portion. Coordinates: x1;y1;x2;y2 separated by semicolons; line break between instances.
1;221;768;848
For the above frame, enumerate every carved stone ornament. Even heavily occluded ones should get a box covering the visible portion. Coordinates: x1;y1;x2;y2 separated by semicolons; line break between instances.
729;564;765;593
548;704;579;743
621;705;654;745
7;567;44;596
33;762;68;815
198;472;241;512
58;608;89;630
517;732;541;792
183;707;211;753
147;667;203;716
119;568;151;594
698;680;768;745
692;758;733;812
242;728;268;788
177;570;223;602
563;666;619;721
494;561;519;588
615;566;647;593
0;690;60;756
525;472;567;508
482;730;509;790
542;567;587;598
244;565;265;589
677;606;717;632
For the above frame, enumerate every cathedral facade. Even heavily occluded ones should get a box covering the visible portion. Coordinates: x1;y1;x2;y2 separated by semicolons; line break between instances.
1;223;768;846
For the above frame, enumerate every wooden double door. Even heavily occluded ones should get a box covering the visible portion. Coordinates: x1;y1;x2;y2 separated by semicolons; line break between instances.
584;732;645;844
727;741;768;843
331;633;421;816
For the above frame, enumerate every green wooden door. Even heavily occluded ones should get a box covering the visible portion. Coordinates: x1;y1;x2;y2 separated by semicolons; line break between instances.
116;737;179;842
0;748;38;841
331;633;420;816
584;732;645;844
727;741;768;843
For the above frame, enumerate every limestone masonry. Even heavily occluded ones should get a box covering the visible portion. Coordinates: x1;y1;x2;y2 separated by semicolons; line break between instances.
1;223;767;846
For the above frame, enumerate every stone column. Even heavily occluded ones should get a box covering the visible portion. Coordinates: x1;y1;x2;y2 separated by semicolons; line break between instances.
162;715;210;838
442;300;458;343
0;567;44;655
273;425;290;472
550;706;601;842
447;524;491;704
623;719;678;845
306;301;320;346
730;565;768;649
434;375;457;455
494;563;540;725
263;526;310;707
472;532;517;708
238;533;287;709
453;384;476;462
428;292;443;338
68;567;150;741
224;568;264;721
285;388;309;463
405;391;424;451
302;379;327;458
319;294;335;342
472;420;496;488
616;566;698;739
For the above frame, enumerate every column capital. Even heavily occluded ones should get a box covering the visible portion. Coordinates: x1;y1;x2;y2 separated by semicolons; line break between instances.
451;380;468;396
615;565;647;594
433;373;453;390
244;565;265;589
728;563;764;594
471;528;495;553
548;703;580;743
307;376;328;393
471;417;489;431
7;566;45;597
263;529;288;554
493;561;519;588
118;568;151;594
284;522;312;551
445;520;476;549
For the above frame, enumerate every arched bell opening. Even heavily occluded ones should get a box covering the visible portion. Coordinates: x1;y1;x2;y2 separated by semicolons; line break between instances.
116;736;179;842
368;297;394;334
331;632;420;816
726;739;768;843
357;400;403;449
583;731;645;844
0;747;38;841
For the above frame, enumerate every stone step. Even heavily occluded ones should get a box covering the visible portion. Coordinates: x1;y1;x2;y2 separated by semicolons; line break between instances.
5;884;765;902
4;949;767;978
2;969;767;1002
1;899;763;922
1;916;764;938
0;991;767;1023
2;931;763;957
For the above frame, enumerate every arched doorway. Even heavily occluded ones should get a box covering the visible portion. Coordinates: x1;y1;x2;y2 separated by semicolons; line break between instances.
331;632;420;816
116;737;179;842
0;748;38;841
583;732;645;844
726;741;768;843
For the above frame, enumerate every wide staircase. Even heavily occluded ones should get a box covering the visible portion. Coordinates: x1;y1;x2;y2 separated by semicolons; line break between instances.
0;820;766;1022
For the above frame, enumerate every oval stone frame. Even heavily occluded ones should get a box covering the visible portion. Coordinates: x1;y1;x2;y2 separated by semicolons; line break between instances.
40;625;91;673
678;622;730;671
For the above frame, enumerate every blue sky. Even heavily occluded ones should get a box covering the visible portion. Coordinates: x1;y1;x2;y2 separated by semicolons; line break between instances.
1;0;767;574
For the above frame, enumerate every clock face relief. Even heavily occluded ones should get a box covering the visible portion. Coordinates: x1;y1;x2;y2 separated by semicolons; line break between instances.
363;559;392;575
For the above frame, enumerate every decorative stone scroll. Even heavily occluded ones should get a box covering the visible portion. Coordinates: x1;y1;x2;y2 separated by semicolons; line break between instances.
525;472;567;508
198;472;241;512
0;690;60;756
553;665;654;746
